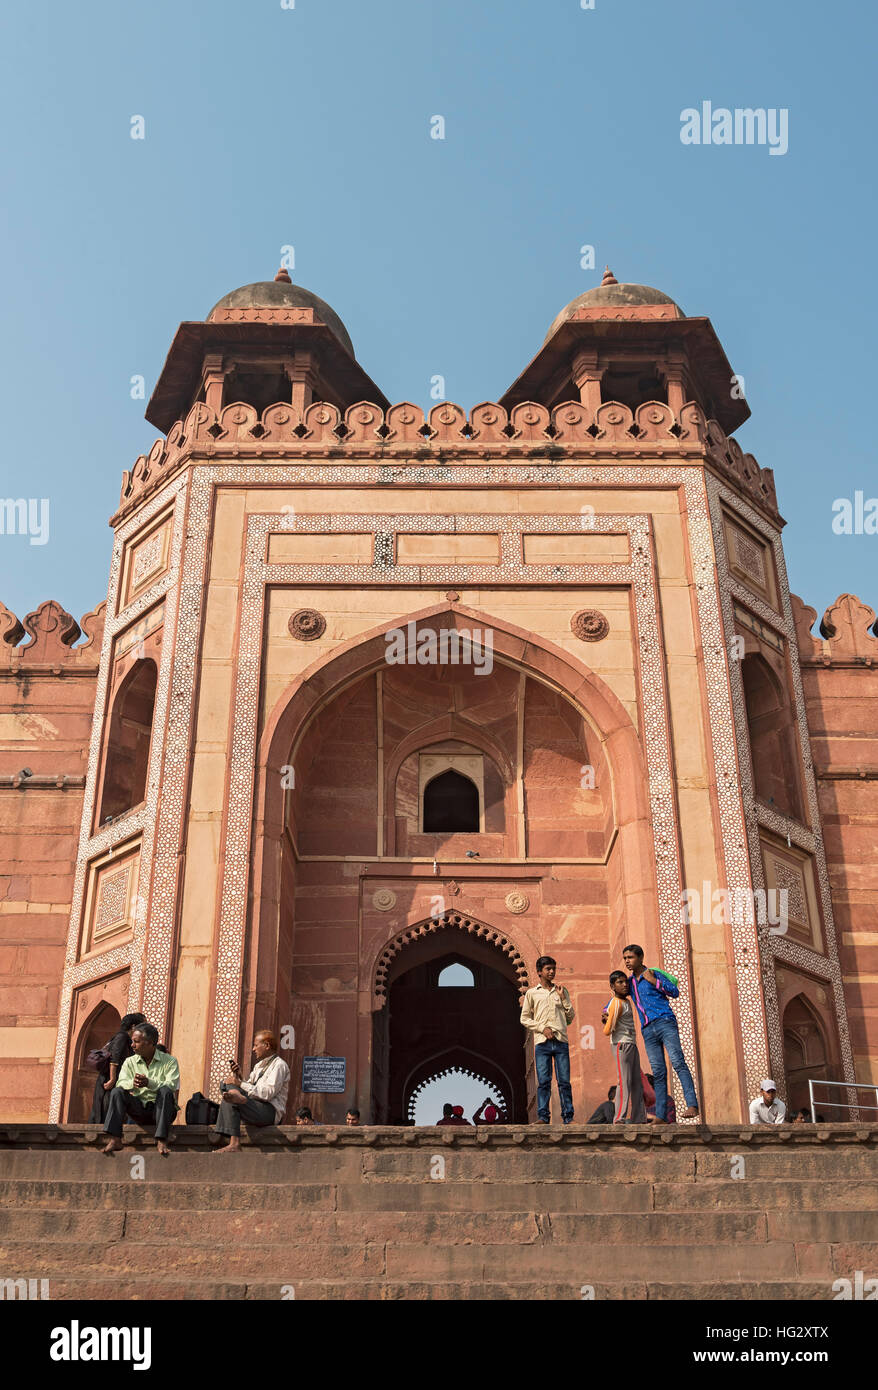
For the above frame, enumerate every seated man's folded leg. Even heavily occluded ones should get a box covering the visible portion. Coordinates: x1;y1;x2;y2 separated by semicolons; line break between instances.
238;1096;277;1126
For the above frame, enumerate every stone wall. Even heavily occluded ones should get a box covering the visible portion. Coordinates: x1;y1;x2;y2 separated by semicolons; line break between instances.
793;593;878;1087
0;601;103;1120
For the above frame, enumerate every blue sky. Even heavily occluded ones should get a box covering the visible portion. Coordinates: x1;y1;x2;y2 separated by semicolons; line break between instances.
1;0;876;636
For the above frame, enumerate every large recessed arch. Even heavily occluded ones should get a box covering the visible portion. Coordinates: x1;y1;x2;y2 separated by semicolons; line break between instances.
240;600;659;1085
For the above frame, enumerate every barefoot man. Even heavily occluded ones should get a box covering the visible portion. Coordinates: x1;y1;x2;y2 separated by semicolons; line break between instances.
101;1022;179;1157
212;1030;289;1154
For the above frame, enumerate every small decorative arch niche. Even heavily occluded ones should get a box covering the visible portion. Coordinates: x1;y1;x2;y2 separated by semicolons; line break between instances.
69;1000;122;1122
782;991;835;1114
99;657;158;824
740;649;804;822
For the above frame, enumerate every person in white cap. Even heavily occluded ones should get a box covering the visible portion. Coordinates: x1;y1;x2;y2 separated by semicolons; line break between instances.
749;1080;786;1125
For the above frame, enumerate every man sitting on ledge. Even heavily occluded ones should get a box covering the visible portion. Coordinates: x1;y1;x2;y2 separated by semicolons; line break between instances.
213;1030;290;1154
748;1079;786;1125
101;1022;180;1158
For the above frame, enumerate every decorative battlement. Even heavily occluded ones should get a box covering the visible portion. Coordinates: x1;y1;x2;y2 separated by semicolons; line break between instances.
0;599;105;670
792;593;878;667
115;397;780;524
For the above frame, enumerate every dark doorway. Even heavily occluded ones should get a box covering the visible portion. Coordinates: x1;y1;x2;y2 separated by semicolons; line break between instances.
372;928;527;1123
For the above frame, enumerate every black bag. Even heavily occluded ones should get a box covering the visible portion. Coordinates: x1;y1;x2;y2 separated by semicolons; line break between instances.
185;1092;219;1125
86;1045;112;1076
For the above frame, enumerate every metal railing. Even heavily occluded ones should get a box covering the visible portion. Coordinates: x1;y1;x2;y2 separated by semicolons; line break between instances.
808;1078;878;1123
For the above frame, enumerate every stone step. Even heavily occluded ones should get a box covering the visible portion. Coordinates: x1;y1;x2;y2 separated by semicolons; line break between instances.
0;1237;826;1282
1;1142;876;1184
0;1239;386;1278
71;1207;769;1245
653;1179;875;1211
1;1177;876;1220
0;1179;337;1212
19;1276;838;1302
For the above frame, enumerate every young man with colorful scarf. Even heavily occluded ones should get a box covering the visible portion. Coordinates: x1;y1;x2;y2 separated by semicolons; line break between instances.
621;943;699;1122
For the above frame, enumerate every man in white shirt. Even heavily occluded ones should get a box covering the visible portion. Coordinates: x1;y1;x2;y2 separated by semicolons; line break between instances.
520;956;576;1124
212;1029;290;1154
748;1079;786;1125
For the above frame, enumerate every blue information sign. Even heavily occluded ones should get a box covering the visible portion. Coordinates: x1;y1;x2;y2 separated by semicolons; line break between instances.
302;1055;346;1094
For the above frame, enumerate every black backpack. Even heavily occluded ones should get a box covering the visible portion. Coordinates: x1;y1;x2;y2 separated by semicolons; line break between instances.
185;1092;219;1126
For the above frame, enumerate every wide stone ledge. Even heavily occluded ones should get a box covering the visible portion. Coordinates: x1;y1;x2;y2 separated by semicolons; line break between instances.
1;1123;876;1151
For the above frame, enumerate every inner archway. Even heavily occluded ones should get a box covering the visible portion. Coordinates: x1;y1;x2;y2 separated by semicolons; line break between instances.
408;1064;506;1126
371;920;528;1124
69;1001;121;1122
782;992;834;1114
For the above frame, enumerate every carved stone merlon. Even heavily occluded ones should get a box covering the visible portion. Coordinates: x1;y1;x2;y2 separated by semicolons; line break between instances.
819;594;878;663
789;593;824;664
0;602;25;649
19;601;80;662
0;599;105;669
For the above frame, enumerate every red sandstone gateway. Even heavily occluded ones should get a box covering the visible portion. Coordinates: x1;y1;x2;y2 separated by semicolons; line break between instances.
0;268;873;1130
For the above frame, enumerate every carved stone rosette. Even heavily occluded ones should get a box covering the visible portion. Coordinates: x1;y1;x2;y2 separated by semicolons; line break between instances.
288;608;326;641
505;889;529;915
571;609;610;642
372;889;397;912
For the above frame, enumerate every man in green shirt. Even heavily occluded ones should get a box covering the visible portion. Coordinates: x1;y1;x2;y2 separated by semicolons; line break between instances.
101;1022;180;1157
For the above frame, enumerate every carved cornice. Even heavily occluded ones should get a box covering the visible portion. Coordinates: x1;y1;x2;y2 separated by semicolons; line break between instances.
113;398;782;527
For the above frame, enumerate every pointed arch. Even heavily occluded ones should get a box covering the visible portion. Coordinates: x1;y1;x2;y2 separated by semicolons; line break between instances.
68;999;122;1122
242;599;657;1065
372;906;531;1007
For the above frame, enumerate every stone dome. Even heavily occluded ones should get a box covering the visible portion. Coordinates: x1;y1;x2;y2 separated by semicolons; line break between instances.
207;276;355;357
545;273;683;342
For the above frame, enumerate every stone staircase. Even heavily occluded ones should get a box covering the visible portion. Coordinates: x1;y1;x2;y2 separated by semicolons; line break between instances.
1;1124;877;1300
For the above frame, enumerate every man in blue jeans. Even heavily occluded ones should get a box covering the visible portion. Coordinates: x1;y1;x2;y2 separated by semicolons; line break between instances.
520;956;575;1124
621;943;699;1122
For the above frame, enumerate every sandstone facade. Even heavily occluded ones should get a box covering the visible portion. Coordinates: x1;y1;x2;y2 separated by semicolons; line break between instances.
1;268;874;1125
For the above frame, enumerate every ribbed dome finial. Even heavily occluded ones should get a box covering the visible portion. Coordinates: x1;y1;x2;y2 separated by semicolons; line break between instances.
601;265;618;287
274;266;292;284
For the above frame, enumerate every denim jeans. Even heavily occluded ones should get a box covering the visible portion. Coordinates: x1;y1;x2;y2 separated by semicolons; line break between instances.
640;1013;698;1121
534;1038;574;1122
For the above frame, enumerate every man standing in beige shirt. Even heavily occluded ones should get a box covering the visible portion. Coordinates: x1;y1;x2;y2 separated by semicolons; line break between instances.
520;956;575;1124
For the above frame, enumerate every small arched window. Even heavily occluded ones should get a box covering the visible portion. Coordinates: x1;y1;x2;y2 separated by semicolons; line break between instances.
99;658;157;823
422;769;479;833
